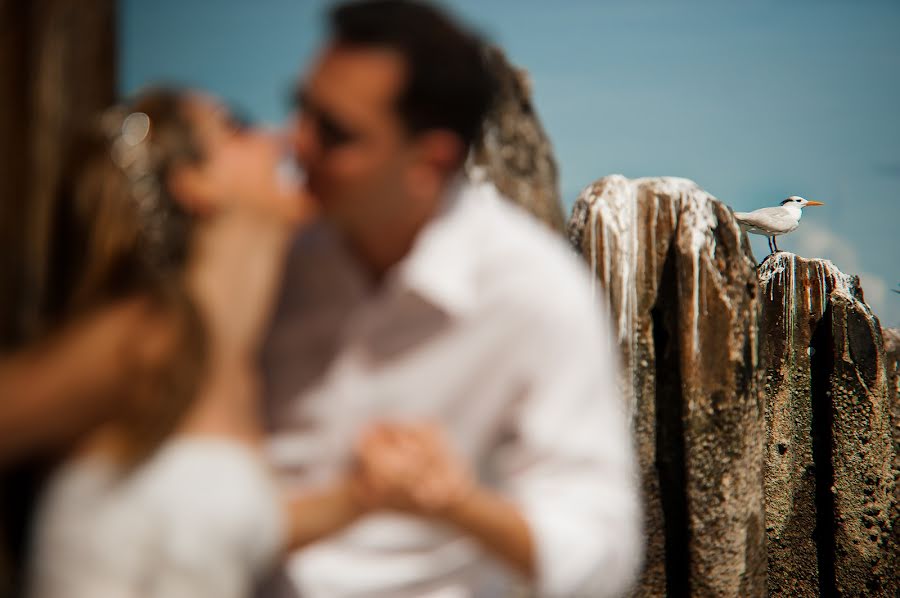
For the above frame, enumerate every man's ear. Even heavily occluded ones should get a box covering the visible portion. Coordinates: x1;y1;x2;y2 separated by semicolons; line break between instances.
418;130;465;175
406;130;465;202
167;165;217;216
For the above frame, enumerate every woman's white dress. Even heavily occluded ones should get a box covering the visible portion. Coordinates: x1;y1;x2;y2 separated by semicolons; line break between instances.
27;438;285;598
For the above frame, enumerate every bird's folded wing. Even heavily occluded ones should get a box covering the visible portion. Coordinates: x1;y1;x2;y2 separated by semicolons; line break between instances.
734;207;794;231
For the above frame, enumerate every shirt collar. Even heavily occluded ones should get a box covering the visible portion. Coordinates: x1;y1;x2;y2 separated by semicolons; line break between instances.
389;173;481;317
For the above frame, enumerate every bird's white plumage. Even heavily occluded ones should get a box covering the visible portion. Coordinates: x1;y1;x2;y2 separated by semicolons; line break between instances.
732;196;822;255
734;205;802;235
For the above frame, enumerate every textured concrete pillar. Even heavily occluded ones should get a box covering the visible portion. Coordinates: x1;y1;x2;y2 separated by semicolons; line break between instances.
568;175;766;597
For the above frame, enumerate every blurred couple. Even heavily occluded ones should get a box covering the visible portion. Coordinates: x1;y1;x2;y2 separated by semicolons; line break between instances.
22;1;640;597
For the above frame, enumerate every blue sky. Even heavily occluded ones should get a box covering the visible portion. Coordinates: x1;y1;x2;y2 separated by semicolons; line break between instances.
121;0;900;326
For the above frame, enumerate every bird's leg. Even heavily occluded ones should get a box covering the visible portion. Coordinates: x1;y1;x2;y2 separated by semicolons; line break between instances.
767;237;774;254
773;236;780;252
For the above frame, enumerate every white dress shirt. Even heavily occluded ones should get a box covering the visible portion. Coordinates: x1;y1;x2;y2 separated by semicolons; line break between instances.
262;177;641;598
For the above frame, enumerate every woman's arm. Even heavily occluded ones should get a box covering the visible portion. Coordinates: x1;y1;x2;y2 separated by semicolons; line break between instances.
283;477;366;551
0;297;177;464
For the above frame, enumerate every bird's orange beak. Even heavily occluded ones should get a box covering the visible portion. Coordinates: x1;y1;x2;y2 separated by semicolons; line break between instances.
806;200;824;206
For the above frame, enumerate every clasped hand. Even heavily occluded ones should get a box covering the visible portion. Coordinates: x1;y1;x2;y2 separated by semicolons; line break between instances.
349;422;474;517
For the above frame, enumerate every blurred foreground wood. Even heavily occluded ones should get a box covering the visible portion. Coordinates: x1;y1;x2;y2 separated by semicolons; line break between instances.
0;3;114;597
0;0;115;347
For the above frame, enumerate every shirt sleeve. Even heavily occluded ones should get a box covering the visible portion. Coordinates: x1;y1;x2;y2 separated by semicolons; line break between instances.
492;291;643;597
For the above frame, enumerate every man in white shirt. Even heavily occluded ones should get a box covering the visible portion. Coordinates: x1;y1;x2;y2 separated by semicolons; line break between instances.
262;1;641;596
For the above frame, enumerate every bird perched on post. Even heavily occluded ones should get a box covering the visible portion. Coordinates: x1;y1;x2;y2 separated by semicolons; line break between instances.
734;196;824;255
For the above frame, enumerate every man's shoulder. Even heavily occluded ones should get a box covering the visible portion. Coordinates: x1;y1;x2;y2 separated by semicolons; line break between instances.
460;181;597;316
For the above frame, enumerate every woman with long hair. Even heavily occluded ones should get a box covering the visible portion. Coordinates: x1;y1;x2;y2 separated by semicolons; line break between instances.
26;89;369;598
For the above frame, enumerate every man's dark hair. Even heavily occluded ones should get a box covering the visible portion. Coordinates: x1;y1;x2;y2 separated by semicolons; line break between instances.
329;0;496;150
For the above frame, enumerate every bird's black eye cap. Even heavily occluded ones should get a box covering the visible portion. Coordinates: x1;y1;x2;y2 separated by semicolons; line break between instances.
781;197;802;205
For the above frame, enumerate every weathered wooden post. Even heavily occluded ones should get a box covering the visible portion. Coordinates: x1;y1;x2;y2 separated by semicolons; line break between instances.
568;176;767;597
467;46;567;234
759;255;897;596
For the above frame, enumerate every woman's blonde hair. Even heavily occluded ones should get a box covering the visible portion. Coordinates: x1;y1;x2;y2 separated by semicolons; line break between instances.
48;88;209;458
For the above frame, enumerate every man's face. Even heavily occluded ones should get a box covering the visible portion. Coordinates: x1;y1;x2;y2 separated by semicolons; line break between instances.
292;44;414;236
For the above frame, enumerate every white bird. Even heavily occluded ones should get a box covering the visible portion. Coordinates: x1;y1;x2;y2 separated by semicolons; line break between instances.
734;195;824;255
